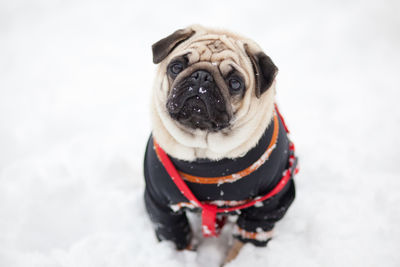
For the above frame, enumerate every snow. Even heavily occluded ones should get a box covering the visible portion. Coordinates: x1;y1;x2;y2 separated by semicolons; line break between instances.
234;226;273;241
170;202;195;212
1;0;400;267
253;201;263;208
202;225;212;236
199;87;207;94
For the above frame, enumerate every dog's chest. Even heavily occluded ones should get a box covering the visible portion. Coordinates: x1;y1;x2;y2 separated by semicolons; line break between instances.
169;144;288;206
144;114;290;210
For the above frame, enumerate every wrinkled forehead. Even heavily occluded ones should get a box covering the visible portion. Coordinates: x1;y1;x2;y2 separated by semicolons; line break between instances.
174;34;249;77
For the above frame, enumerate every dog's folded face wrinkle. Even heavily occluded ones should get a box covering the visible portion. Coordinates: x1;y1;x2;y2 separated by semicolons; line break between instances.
166;65;232;132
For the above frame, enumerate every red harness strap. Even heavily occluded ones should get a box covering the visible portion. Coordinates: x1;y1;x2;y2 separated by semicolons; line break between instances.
154;106;298;237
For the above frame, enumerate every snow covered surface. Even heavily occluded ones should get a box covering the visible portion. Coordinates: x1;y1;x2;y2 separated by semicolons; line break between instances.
1;0;400;266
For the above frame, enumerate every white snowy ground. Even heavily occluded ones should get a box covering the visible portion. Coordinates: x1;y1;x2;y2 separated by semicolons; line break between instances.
1;0;400;266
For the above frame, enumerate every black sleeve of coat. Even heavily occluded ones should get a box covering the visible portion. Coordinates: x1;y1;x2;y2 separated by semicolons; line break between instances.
144;184;192;250
234;179;295;246
143;135;193;249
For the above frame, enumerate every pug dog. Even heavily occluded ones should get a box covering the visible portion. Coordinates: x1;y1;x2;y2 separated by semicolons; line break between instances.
143;25;297;265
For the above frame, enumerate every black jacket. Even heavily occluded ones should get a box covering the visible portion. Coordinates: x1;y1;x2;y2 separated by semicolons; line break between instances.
144;113;296;249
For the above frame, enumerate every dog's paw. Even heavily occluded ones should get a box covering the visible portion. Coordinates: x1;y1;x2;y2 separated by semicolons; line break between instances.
221;239;244;266
181;236;199;251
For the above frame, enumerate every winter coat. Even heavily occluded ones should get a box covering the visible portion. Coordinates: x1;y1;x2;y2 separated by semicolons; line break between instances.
143;112;296;249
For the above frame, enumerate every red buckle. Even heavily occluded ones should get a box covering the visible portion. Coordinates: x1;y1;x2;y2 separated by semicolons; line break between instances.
201;204;218;237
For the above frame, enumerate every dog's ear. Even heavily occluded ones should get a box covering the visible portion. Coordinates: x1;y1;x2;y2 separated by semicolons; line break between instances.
244;44;278;98
152;28;195;64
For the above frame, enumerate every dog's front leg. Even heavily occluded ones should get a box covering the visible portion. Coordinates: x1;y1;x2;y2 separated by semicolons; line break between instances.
144;189;192;250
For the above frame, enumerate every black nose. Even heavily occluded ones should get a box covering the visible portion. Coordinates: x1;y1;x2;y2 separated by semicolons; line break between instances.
191;70;214;83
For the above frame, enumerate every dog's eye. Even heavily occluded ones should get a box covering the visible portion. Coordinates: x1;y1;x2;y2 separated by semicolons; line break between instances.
228;78;243;93
168;62;184;77
171;63;183;74
229;79;241;90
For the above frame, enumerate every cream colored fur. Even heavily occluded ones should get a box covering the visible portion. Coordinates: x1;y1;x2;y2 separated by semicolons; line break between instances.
151;25;276;161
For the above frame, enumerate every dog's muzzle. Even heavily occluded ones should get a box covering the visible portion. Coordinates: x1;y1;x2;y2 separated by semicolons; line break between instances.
167;69;230;131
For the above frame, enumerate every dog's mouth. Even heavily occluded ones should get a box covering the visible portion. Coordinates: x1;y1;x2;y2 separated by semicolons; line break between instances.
168;95;230;131
167;81;230;131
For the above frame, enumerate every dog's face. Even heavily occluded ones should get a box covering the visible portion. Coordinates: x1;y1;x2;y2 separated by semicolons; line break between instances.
152;26;278;133
165;53;234;132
